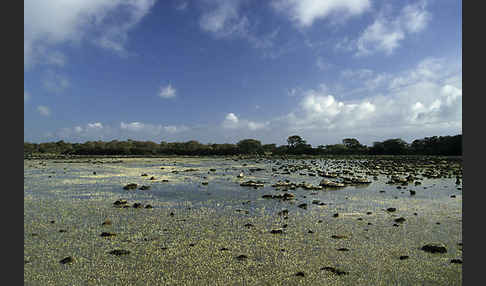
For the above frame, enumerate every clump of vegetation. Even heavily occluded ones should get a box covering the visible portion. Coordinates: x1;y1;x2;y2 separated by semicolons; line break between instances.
24;134;461;157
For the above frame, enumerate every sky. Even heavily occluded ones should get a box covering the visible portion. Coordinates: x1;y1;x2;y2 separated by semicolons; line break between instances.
24;0;462;146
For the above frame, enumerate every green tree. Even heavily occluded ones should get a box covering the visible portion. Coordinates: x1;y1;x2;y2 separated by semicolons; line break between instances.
287;135;306;148
237;139;262;154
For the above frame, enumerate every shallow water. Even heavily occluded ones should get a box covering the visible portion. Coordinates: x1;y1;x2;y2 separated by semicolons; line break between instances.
24;157;462;285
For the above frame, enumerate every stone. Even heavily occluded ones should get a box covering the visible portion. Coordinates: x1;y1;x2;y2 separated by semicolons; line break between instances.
109;249;130;256
297;203;308;209
100;232;116;237
295;272;305;277
123;183;138;190
270;229;283;234
59;256;74;264
399;255;409;260
321;266;348;276
394;217;406;223
139;185;151;190
421;243;447;253
450;259;463;264
235;254;248;260
102;219;112;226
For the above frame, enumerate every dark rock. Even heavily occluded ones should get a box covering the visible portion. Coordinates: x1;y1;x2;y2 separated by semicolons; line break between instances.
109;249;130;256
278;209;289;216
410;190;416;195
201;181;209;185
100;232;116;237
235;254;248;260
139;185;151;190
295;272;305;277
244;223;254;228
331;235;347;239
321;266;348;275
141;173;148;176
421;243;447;253
366;212;372;215
333;213;339;218
220;247;229;251
386;207;397;212
145;204;153;209
189;243;195;247
308;230;314;233
59;256;74;264
337;248;349;251
394;217;406;223
150;176;156;180
123;183;138;190
132;203;143;208
450;195;456;198
399;255;409;260
102;219;112;226
298;203;308;209
59;229;67;233
113;199;128;206
50;220;55;224
450;259;463;264
270;229;283;234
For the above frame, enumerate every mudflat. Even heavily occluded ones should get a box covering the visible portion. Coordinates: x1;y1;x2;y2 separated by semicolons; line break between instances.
24;156;462;285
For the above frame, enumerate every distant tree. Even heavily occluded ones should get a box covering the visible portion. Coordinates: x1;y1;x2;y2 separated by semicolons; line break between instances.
287;135;306;148
382;138;409;155
237;139;263;154
262;144;277;154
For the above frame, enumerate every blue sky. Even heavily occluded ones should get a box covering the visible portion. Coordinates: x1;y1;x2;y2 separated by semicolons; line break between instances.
24;0;462;146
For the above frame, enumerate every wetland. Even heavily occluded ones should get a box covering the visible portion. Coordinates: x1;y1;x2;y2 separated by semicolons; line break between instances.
24;155;462;285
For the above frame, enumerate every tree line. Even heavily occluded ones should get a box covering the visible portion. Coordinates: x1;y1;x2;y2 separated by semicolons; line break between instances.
23;134;461;157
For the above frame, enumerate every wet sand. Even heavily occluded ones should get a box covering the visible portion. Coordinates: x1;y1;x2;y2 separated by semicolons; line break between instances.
24;157;462;285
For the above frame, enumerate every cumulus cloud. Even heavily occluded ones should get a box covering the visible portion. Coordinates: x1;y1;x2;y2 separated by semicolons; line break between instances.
199;0;248;37
24;0;157;68
175;1;188;11
198;0;281;54
222;112;268;131
51;121;190;142
283;57;461;143
355;1;431;56
270;0;371;27
159;84;177;98
37;105;51;116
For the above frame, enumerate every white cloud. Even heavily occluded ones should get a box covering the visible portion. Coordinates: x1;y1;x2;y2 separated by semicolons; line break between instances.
271;0;371;27
87;122;103;129
37;105;50;116
159;84;177;98
24;0;157;68
120;121;145;131
222;113;239;129
199;0;247;37
222;112;268;131
355;1;430;56
175;1;188;11
283;57;461;143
